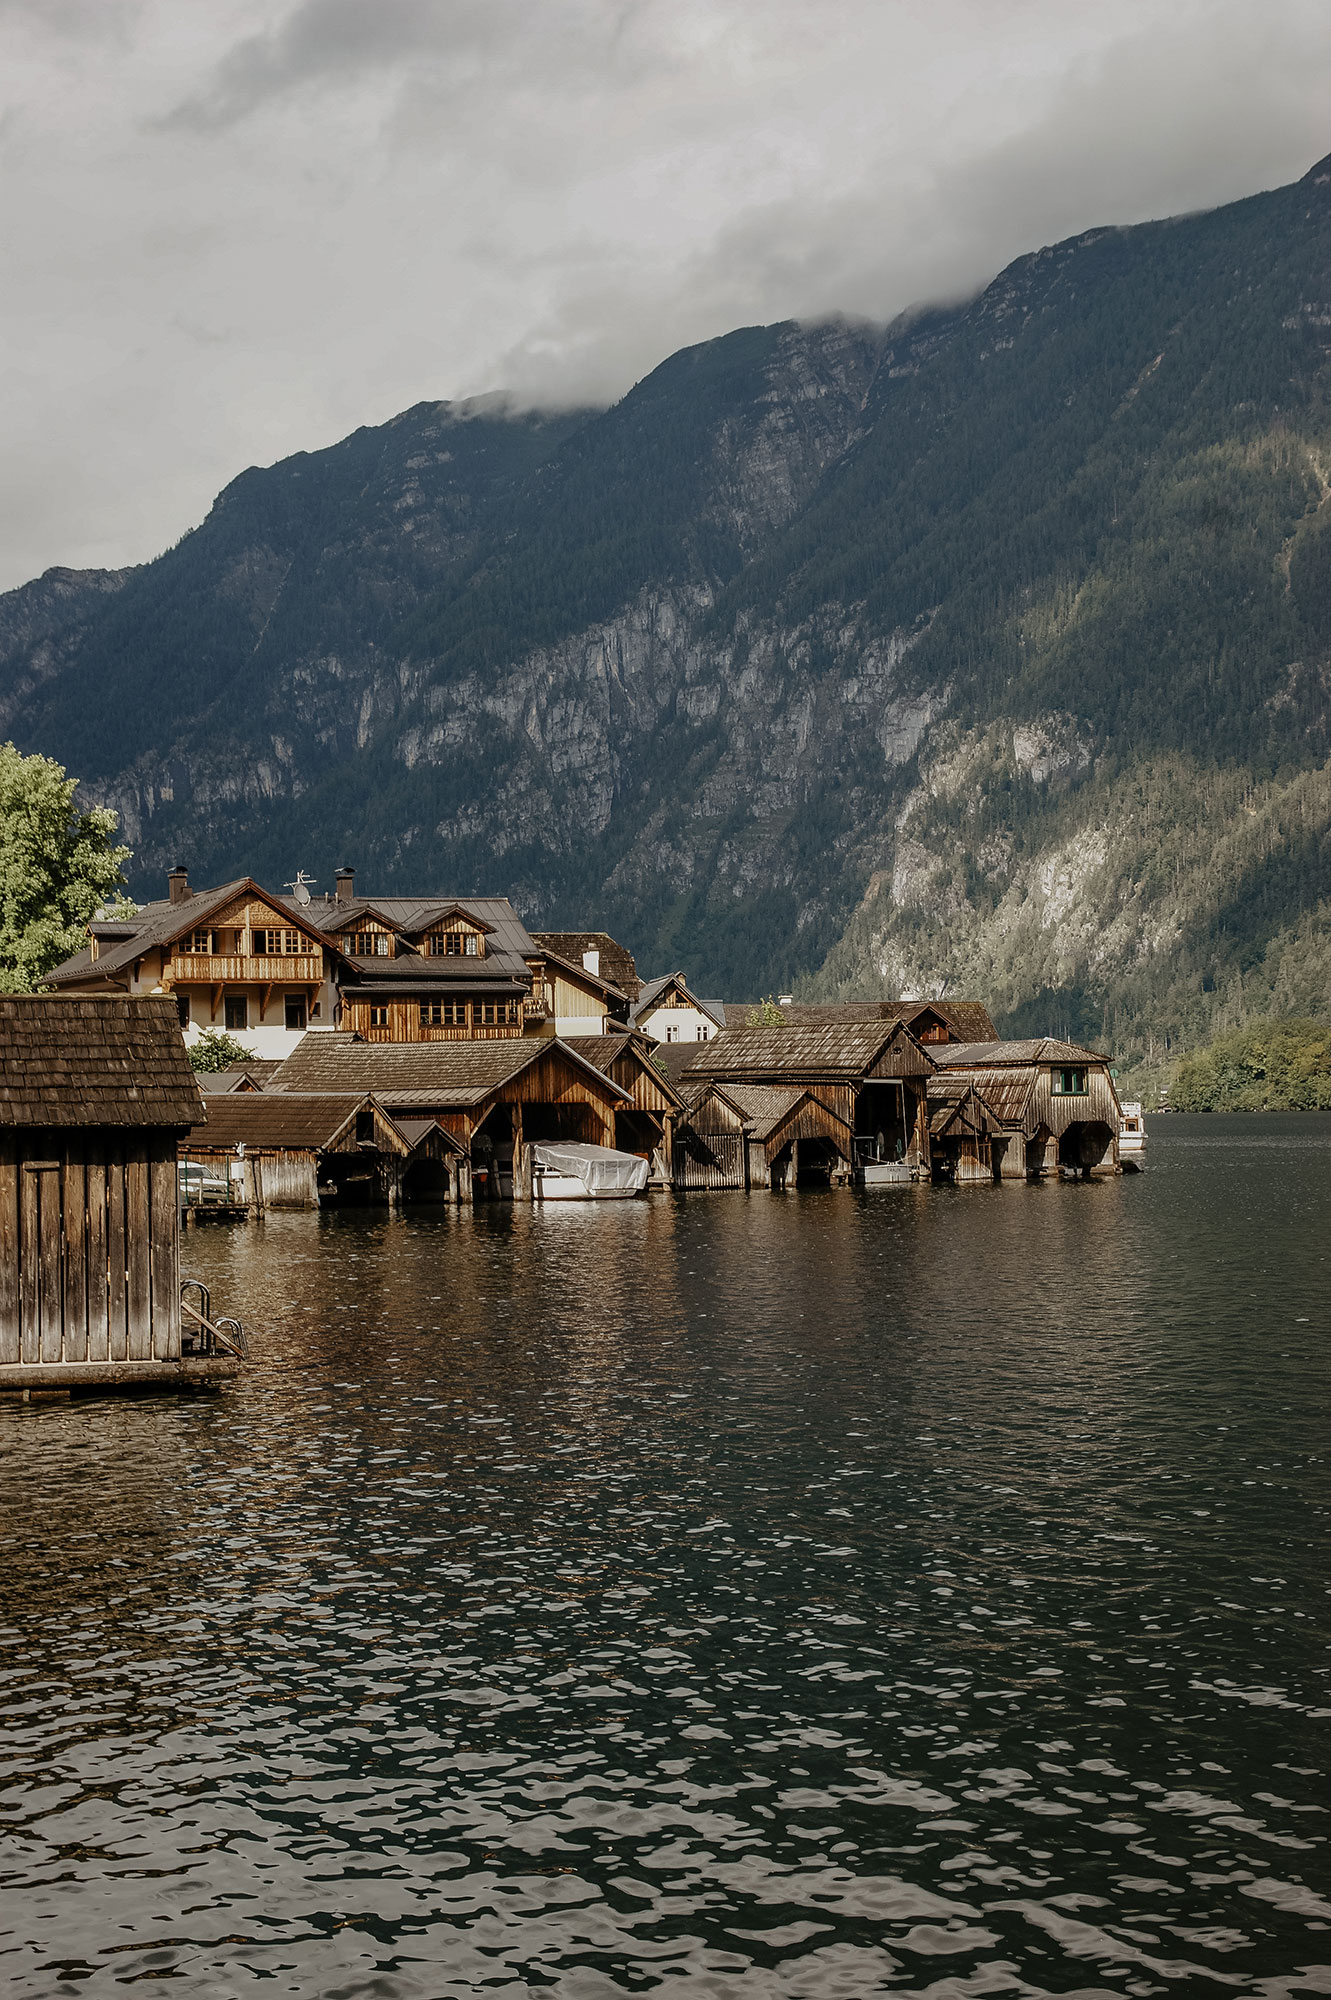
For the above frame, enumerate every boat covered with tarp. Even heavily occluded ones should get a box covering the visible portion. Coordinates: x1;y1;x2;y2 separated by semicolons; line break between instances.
530;1141;650;1200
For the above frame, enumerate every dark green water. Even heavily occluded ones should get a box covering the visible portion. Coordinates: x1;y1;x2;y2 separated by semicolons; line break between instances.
1;1114;1328;1997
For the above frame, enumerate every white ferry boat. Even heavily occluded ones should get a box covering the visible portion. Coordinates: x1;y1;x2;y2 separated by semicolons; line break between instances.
1119;1101;1147;1167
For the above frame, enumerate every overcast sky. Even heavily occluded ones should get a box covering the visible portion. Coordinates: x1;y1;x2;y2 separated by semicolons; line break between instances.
2;0;1329;591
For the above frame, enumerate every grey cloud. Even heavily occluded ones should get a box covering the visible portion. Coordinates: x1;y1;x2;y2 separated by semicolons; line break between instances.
2;0;1330;590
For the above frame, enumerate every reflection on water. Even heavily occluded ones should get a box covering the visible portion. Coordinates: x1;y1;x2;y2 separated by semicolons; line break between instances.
1;1114;1328;1996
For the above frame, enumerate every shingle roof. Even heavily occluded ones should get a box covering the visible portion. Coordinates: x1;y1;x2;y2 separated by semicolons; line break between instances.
934;1038;1107;1067
718;1083;803;1138
530;933;640;1001
273;1031;628;1106
183;1092;371;1150
0;994;205;1127
721;999;999;1040
682;1021;906;1080
573;1034;688;1109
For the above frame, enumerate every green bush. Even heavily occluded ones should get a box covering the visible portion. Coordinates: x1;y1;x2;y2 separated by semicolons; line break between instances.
1170;1017;1331;1110
188;1029;257;1073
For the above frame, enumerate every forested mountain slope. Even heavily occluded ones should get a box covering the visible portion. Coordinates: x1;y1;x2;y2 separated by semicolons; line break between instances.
3;155;1331;1074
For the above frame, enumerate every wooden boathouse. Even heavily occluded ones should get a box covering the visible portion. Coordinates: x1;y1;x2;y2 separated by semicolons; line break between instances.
680;1020;939;1183
0;995;240;1392
932;1039;1123;1178
272;1031;631;1200
178;1092;465;1209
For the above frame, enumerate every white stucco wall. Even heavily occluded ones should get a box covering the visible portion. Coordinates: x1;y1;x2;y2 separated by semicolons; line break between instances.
637;1003;717;1044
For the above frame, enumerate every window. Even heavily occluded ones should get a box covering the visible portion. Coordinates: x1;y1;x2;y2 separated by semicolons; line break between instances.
426;930;480;956
224;996;248;1032
284;994;307;1032
355;1110;375;1144
419;1001;444;1026
253;927;305;956
476;999;520;1026
665;1025;680;1043
182;929;214;954
369;1005;390;1028
695;1024;711;1041
1051;1066;1088;1095
348;930;392;956
917;1019;947;1043
176;995;190;1029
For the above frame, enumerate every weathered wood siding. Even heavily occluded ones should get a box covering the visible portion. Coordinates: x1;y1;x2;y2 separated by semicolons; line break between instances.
0;1131;180;1367
673;1130;747;1189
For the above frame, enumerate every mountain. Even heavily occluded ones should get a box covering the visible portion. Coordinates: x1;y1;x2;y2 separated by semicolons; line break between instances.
4;155;1331;1081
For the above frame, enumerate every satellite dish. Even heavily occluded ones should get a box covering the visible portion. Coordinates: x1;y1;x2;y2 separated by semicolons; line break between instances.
285;870;314;907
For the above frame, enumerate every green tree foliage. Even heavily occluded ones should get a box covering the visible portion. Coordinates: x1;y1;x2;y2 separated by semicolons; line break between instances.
188;1028;257;1073
1170;1017;1331;1110
0;742;130;993
745;996;787;1025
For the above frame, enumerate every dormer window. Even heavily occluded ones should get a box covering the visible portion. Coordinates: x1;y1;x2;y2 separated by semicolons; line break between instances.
1051;1066;1088;1095
917;1018;947;1043
348;930;392;956
425;930;480;956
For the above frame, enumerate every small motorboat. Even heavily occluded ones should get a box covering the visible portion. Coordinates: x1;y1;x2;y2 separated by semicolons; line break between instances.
1119;1101;1147;1168
530;1141;650;1201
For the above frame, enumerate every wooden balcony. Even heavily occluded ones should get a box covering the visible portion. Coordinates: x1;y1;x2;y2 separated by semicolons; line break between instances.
168;954;325;985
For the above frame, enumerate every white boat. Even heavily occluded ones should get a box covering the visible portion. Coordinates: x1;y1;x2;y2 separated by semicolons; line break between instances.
1119;1100;1147;1167
530;1141;650;1201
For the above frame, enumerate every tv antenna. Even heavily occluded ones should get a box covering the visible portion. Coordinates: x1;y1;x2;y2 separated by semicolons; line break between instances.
286;870;314;908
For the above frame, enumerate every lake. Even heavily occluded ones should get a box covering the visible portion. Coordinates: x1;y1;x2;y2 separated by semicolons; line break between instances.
1;1114;1328;1996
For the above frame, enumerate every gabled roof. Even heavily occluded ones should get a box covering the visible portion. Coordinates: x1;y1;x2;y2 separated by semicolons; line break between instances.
934;1037;1108;1067
195;1060;287;1095
43;877;333;988
319;902;404;935
721;999;999;1041
572;1034;688;1110
272;1031;629;1108
722;1082;855;1143
529;932;639;1000
632;973;727;1030
0;995;204;1128
399;902;497;937
535;947;629;1004
683;1020;930;1082
926;1076;1006;1138
183;1092;395;1152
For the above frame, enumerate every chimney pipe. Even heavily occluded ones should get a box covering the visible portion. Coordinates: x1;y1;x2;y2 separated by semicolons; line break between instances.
168;864;191;906
335;866;355;905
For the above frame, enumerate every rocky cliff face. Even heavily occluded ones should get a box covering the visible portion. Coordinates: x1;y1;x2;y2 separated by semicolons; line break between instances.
2;161;1331;1068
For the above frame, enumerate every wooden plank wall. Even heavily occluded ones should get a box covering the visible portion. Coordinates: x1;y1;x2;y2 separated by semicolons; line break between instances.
0;1131;181;1368
672;1131;747;1190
